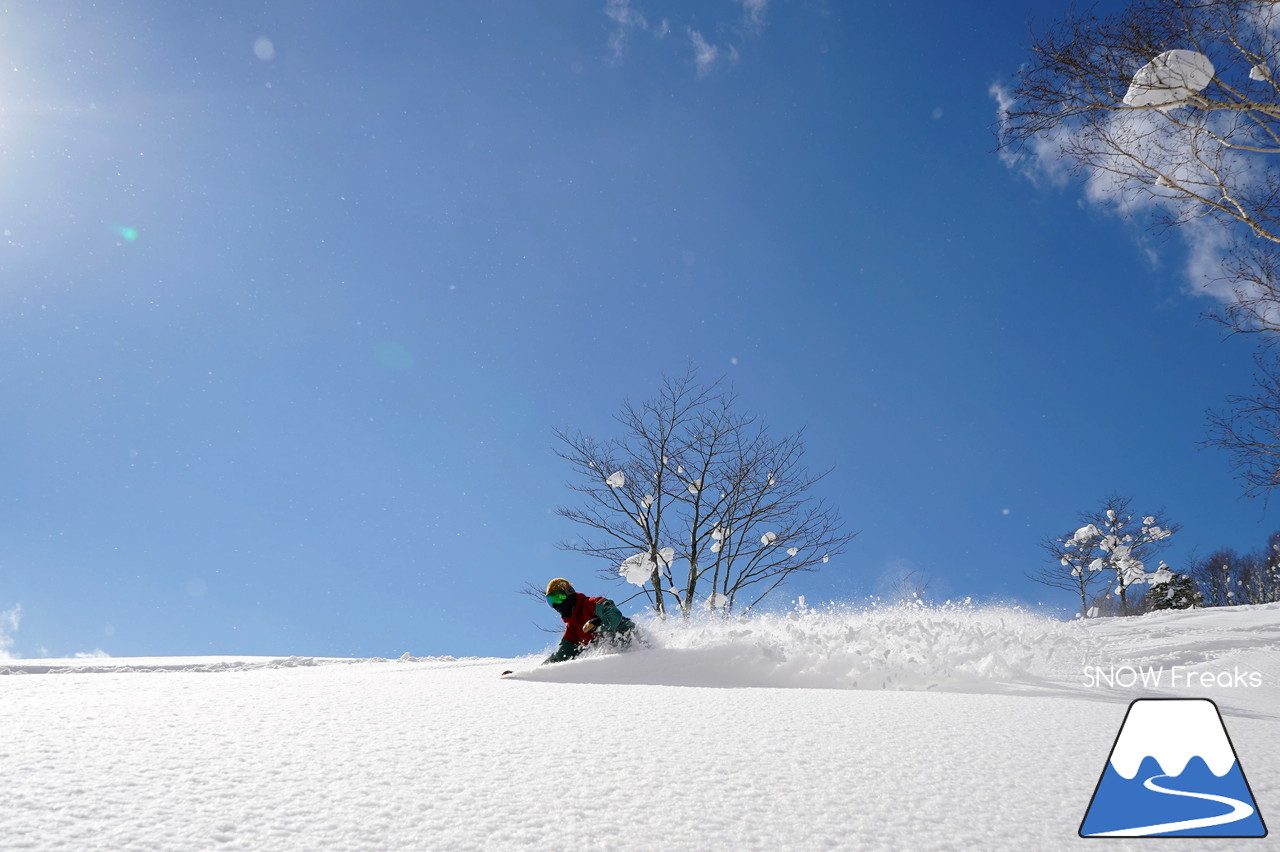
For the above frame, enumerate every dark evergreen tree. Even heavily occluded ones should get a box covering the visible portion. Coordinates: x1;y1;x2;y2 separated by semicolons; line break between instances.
1146;572;1203;611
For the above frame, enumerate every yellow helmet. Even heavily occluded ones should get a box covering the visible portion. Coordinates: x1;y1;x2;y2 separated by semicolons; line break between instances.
545;578;575;597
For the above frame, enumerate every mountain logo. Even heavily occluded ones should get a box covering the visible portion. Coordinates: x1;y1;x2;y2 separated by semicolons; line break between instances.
1080;698;1267;838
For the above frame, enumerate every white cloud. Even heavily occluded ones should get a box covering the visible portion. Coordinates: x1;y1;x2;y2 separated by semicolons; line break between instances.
991;79;1261;314
690;29;719;77
736;0;769;30
1184;219;1232;288
603;1;765;76
1182;220;1280;326
604;0;644;27
605;0;648;62
0;604;22;659
990;82;1071;188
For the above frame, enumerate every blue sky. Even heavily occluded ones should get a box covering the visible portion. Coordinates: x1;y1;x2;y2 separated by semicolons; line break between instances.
0;0;1268;659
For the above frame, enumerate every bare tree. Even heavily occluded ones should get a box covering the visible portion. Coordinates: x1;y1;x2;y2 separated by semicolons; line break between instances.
1030;526;1109;618
998;0;1280;263
1205;351;1280;497
554;367;855;618
880;568;933;605
1263;528;1280;600
996;0;1280;496
1188;546;1250;605
1187;535;1280;604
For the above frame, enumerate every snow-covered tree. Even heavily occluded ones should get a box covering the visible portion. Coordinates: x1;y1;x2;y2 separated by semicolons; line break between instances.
554;366;855;617
1030;523;1109;618
1087;495;1178;616
1037;495;1178;617
995;0;1280;498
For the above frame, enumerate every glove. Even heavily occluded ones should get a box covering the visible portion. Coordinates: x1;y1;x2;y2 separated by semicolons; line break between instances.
583;617;602;634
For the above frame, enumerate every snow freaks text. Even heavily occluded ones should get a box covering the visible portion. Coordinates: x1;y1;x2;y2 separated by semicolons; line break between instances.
1083;666;1264;689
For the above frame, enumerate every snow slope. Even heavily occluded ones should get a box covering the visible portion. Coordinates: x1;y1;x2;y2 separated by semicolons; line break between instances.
2;603;1277;850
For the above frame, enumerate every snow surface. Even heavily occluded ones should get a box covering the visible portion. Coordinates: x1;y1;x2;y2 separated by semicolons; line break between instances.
3;603;1278;850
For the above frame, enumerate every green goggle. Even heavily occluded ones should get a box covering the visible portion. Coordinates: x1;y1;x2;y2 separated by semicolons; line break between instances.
546;592;569;606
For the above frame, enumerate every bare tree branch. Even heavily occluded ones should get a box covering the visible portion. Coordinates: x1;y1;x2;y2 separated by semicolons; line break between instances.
1205;351;1280;498
998;0;1280;497
553;367;857;618
1028;530;1108;618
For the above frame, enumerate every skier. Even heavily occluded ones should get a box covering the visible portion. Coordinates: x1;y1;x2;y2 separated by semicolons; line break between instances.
543;577;637;664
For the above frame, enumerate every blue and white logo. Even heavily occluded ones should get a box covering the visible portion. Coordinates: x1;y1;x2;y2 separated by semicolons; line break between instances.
1080;699;1267;838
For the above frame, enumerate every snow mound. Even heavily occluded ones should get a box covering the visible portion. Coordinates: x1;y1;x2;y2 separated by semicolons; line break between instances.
1082;600;1280;672
512;602;1096;692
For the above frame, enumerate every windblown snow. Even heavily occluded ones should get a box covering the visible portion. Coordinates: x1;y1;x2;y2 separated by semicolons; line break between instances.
510;601;1094;692
3;603;1277;851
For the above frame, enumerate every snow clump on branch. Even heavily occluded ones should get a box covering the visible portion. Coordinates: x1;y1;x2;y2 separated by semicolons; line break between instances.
620;547;675;586
1122;49;1214;110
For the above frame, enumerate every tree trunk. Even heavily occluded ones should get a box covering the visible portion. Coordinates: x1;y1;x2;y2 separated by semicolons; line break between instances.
683;546;699;620
649;564;665;617
710;561;721;616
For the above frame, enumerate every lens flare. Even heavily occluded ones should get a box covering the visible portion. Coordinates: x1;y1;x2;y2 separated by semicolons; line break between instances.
373;341;414;370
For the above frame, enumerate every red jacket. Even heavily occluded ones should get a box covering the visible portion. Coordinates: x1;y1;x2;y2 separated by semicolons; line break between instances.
560;594;605;648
